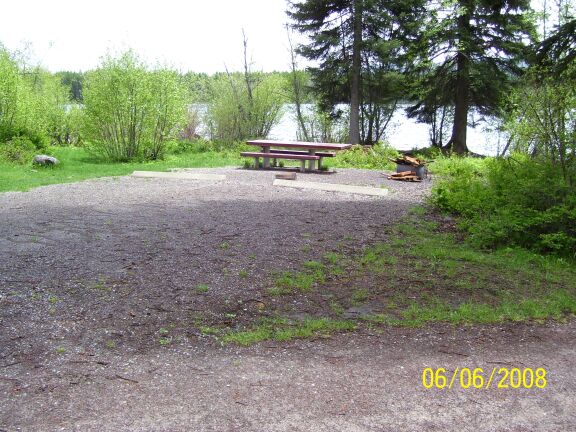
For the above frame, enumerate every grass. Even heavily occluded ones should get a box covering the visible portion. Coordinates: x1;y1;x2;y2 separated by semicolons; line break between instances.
195;284;210;294
249;207;576;340
0;145;243;192
350;210;576;326
222;317;356;346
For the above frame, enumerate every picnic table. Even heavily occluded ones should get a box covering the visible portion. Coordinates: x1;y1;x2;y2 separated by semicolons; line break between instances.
241;140;352;172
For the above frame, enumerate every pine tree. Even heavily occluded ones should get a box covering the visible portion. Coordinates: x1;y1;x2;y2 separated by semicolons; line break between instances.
409;0;535;154
288;0;424;145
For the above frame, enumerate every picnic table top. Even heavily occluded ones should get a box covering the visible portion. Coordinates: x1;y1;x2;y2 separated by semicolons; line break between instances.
247;139;352;151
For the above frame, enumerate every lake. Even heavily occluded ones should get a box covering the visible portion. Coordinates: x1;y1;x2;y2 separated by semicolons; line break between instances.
196;104;508;156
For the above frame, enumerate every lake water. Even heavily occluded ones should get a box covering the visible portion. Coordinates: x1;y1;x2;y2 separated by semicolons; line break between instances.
196;104;508;156
270;105;507;156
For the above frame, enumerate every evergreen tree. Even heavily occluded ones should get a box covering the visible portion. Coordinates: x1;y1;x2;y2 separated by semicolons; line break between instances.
409;0;535;154
288;0;424;145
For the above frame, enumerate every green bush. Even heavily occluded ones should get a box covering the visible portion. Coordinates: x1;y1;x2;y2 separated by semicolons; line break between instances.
0;47;64;148
205;73;285;143
331;142;399;170
0;136;37;164
432;155;576;256
83;50;188;161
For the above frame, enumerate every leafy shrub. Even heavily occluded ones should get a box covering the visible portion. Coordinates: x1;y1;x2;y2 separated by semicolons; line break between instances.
432;155;576;256
83;50;188;161
0;47;63;149
0;136;37;164
205;73;285;143
331;142;399;170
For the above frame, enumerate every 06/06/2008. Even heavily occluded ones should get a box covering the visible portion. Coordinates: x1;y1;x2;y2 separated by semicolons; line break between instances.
421;367;547;390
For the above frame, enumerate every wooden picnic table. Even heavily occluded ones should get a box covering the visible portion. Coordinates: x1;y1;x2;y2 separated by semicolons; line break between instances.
243;140;352;171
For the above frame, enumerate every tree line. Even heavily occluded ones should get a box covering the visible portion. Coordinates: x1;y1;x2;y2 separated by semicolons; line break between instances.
288;0;575;154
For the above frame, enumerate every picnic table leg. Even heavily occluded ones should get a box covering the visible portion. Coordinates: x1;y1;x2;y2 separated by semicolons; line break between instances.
254;157;260;169
262;147;271;169
300;160;306;172
318;157;323;171
308;150;316;171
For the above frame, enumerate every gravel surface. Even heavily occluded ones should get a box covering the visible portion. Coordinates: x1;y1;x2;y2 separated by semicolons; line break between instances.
1;167;574;431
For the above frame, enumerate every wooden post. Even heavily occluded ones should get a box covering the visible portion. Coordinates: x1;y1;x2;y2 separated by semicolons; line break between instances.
263;146;271;169
308;150;316;171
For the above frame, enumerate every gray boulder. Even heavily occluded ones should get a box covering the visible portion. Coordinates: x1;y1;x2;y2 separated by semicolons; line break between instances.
33;155;60;165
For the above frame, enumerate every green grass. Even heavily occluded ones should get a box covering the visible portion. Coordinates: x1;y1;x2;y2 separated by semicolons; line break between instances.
195;284;210;294
352;209;576;326
222;317;356;346
365;290;576;327
0;145;243;192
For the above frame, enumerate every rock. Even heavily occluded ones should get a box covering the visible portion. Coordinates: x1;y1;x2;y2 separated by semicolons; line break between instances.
33;155;60;165
275;172;297;180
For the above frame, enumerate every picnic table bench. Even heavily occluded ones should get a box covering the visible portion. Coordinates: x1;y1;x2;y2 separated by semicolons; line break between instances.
242;140;352;172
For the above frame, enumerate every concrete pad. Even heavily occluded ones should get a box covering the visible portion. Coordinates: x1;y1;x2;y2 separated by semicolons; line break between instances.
132;171;226;181
273;179;388;196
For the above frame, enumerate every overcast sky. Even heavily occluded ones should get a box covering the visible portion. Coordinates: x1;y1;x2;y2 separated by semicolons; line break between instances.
0;0;307;73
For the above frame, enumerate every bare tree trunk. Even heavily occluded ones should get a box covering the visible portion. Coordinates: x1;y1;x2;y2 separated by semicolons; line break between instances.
445;0;471;155
286;25;310;142
349;0;362;145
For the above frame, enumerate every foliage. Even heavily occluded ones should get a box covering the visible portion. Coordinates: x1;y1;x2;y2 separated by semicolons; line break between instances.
0;46;70;159
0;136;38;164
293;103;349;143
288;0;424;145
329;142;398;170
506;66;575;187
432;156;576;256
55;71;85;102
83;50;188;161
407;0;536;153
205;72;285;143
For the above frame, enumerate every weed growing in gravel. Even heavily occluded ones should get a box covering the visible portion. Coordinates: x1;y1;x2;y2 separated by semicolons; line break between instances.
195;284;209;293
330;300;345;316
105;340;116;349
219;242;230;250
55;347;66;354
323;252;341;265
267;206;576;328
351;289;369;305
222;317;356;346
239;269;248;278
158;337;172;346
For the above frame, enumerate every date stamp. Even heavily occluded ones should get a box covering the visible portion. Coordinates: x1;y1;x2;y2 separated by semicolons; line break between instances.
422;367;547;389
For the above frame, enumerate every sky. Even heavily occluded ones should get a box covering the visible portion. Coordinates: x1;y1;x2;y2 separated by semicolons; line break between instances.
0;0;307;73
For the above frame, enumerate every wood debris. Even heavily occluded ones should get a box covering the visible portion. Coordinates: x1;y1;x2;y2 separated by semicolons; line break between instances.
388;155;429;167
387;172;422;182
387;155;430;181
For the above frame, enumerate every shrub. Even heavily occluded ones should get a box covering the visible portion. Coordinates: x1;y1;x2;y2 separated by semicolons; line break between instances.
205;73;285;143
83;50;188;161
0;136;37;164
0;47;62;148
432;155;576;257
332;142;399;170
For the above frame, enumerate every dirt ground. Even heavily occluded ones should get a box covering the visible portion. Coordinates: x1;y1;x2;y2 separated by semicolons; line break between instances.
1;168;574;431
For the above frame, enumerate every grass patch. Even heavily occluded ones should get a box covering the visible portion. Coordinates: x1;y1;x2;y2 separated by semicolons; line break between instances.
222;317;356;346
352;209;576;326
195;284;209;294
267;207;576;329
0;145;244;192
351;288;370;305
